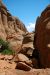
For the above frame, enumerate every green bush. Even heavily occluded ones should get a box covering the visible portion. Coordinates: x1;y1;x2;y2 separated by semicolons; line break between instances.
0;38;15;55
0;39;9;49
1;49;14;55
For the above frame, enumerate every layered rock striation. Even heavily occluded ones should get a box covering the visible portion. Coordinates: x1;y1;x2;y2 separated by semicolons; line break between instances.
35;5;50;68
0;1;28;52
20;32;35;57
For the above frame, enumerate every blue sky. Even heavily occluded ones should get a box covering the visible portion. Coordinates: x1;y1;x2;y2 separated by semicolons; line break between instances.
2;0;50;32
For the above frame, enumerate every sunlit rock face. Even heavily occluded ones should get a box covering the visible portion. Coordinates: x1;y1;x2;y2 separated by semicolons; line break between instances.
20;32;35;57
35;5;50;68
0;1;7;40
0;1;27;52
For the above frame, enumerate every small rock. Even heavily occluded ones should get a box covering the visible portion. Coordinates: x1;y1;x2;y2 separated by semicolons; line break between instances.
16;62;32;71
17;53;29;62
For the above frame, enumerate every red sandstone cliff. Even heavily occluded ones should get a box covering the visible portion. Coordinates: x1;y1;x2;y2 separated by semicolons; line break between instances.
35;5;50;68
0;1;28;52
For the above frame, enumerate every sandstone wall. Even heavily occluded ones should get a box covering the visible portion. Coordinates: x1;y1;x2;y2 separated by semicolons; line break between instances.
35;5;50;68
0;1;27;52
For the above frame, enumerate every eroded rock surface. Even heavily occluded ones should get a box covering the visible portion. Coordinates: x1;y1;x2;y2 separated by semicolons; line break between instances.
35;5;50;68
20;32;35;57
0;1;27;53
0;1;50;75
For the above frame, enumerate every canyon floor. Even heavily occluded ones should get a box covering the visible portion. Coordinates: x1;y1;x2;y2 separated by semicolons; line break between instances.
0;1;50;75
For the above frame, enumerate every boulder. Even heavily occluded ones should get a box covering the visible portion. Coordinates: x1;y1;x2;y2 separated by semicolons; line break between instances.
17;53;29;62
16;62;32;71
13;53;32;66
20;32;35;57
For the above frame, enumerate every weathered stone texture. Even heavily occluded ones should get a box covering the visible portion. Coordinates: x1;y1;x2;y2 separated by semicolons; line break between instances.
35;5;50;68
0;1;27;52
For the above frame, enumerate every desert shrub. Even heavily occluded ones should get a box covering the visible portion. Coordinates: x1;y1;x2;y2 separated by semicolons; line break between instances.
0;38;15;55
1;49;14;55
0;39;9;50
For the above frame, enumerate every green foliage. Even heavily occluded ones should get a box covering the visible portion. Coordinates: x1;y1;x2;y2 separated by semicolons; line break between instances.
1;49;14;55
0;38;9;49
0;38;15;55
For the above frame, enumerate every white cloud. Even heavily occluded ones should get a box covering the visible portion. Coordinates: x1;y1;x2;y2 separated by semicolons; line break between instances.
26;23;35;32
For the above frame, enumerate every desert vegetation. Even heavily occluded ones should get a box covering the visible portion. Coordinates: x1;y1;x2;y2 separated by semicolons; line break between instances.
0;38;15;55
